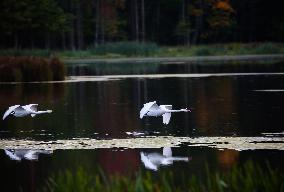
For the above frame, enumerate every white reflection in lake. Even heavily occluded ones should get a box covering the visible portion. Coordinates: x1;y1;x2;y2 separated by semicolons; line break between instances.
4;149;53;161
253;89;284;92
140;147;189;171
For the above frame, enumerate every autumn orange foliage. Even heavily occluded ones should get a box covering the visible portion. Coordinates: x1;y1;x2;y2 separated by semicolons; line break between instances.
214;0;234;13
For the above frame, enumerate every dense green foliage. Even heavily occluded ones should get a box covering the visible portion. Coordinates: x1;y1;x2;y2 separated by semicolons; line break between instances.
0;0;283;49
0;56;65;82
90;41;159;56
40;161;284;192
2;43;282;59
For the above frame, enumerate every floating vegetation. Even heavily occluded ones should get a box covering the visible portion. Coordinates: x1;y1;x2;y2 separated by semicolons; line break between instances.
2;73;284;85
40;160;284;192
0;56;65;82
1;136;283;151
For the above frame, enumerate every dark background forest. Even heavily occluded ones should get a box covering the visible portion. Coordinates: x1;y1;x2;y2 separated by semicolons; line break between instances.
1;0;284;50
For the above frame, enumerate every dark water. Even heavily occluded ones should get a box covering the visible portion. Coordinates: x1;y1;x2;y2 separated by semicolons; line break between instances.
1;61;284;191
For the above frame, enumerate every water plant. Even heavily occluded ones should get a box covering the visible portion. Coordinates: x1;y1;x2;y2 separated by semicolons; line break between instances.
40;160;284;192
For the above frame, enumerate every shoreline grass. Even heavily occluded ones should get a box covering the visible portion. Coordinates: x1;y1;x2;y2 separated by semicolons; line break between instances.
40;160;284;192
0;43;284;59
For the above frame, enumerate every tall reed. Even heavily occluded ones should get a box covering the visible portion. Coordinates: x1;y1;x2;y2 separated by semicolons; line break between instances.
0;56;65;82
41;160;284;192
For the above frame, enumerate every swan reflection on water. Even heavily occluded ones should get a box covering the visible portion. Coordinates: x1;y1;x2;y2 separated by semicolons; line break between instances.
140;147;190;171
4;149;53;161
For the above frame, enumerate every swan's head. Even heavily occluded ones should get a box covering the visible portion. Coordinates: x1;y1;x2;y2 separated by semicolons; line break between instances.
181;108;191;112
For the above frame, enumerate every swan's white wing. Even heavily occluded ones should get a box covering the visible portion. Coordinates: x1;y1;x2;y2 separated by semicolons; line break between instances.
162;147;172;157
29;104;38;112
162;112;171;124
160;105;172;110
22;104;38;112
2;105;20;120
140;101;158;119
24;151;39;160
4;150;21;161
140;152;158;171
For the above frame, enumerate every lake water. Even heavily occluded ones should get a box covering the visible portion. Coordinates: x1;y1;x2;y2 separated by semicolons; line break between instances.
0;60;284;191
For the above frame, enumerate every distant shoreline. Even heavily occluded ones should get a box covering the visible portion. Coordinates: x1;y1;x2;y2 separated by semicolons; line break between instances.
64;54;284;64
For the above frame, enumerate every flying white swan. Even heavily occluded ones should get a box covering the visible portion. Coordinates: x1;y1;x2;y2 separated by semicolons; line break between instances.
140;101;191;124
3;104;52;120
140;147;189;171
4;149;53;161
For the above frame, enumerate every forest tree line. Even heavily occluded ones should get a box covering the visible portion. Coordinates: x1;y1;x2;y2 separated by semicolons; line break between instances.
0;0;284;49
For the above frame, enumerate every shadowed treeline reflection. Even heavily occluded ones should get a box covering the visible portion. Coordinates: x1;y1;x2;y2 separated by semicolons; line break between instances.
67;61;284;76
1;72;284;138
1;147;283;192
0;84;65;138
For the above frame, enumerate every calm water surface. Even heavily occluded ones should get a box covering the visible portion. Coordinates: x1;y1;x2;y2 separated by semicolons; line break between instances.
0;61;284;191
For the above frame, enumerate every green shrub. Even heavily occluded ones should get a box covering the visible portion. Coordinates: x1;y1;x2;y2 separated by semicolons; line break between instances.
90;41;160;56
193;46;212;56
253;43;282;54
0;49;52;57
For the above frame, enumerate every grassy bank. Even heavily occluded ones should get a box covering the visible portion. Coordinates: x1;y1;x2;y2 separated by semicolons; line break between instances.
1;42;284;59
0;56;65;82
40;160;284;192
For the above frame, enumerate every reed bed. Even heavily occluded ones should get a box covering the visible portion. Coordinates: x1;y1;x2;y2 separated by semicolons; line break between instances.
0;56;65;82
41;160;284;192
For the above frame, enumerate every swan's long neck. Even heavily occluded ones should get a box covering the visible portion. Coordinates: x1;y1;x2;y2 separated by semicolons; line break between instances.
166;109;190;113
35;110;52;114
167;157;189;161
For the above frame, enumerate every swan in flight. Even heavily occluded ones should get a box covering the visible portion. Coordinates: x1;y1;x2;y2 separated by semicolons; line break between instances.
140;147;190;171
4;149;53;161
3;104;52;120
140;101;191;124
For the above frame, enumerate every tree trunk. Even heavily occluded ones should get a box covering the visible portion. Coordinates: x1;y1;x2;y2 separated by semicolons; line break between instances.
62;31;66;50
94;0;100;46
141;0;145;42
14;32;18;49
76;0;84;49
134;0;139;42
45;32;50;49
156;1;160;42
192;0;203;44
186;0;191;46
182;0;186;45
100;0;105;44
69;0;76;50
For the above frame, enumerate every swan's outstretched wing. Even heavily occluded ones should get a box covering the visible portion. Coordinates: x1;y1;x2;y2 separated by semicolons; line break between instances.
23;150;52;160
140;152;158;171
22;104;38;112
162;113;171;124
2;105;20;120
24;150;39;160
4;150;21;161
163;147;172;157
140;101;158;119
